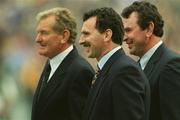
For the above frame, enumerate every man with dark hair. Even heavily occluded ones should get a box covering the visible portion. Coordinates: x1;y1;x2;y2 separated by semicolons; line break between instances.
122;1;180;120
32;7;94;120
79;7;150;120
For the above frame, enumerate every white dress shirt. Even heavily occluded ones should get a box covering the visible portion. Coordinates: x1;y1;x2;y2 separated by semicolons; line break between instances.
98;46;121;70
139;41;163;70
48;45;73;82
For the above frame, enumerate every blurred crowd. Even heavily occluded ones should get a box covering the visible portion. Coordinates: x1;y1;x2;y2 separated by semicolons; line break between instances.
0;0;179;120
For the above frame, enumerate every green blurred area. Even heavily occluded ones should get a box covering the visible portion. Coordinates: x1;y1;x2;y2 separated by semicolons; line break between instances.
0;0;179;120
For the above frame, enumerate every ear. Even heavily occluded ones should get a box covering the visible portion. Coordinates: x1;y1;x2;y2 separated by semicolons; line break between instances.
60;29;70;44
104;29;112;42
146;22;154;38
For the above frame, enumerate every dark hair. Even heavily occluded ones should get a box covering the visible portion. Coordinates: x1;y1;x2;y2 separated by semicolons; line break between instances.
83;7;124;45
121;1;164;37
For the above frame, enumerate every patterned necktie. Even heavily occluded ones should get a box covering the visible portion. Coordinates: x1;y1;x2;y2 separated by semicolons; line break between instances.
91;65;100;86
38;62;51;100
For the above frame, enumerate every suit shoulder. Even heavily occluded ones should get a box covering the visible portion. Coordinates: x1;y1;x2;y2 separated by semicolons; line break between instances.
116;55;139;68
162;46;180;59
70;55;94;71
111;55;141;75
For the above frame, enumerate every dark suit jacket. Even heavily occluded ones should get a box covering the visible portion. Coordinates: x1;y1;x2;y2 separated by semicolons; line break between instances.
32;47;94;120
144;44;180;120
82;49;150;120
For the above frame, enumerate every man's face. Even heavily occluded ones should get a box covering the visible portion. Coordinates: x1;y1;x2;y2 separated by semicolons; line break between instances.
35;15;63;58
123;12;147;57
79;16;105;60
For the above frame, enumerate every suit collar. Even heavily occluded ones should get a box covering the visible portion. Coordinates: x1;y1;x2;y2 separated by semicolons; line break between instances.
48;45;73;80
100;48;125;76
144;43;166;77
48;46;78;79
140;41;163;70
33;46;79;113
85;49;125;118
98;46;122;70
40;46;78;99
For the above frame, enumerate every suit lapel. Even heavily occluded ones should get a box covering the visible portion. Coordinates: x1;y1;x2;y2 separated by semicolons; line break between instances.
34;47;79;112
32;61;50;115
86;49;125;118
143;44;165;79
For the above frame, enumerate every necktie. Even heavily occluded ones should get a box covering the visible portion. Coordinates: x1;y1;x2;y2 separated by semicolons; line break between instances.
137;59;142;69
43;62;51;83
38;62;51;100
91;65;100;86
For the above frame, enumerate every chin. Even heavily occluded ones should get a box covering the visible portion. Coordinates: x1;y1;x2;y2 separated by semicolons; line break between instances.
129;50;136;56
38;52;47;57
88;55;93;58
88;54;95;58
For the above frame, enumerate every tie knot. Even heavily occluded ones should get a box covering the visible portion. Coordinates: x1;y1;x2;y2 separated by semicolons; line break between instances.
97;64;100;70
44;61;51;82
45;60;51;70
91;65;101;86
46;62;51;72
96;65;100;74
137;59;142;68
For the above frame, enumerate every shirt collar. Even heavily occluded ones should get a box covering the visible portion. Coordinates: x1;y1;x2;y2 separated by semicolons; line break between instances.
49;45;73;73
98;46;121;70
140;40;162;70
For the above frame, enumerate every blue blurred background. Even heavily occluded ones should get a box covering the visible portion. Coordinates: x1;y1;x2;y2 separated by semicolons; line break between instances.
0;0;179;120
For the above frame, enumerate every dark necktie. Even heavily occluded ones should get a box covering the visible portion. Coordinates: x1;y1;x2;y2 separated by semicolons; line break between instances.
137;59;142;68
38;62;51;100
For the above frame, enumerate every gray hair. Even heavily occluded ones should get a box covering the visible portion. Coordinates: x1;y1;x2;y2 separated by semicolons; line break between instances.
36;7;77;44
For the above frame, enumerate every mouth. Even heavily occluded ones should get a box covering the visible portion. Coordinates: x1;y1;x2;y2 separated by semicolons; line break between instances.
82;42;90;47
37;43;47;49
81;42;91;49
81;43;91;53
128;44;132;49
126;40;133;49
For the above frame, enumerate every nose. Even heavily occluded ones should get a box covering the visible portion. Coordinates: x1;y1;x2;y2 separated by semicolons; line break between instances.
35;33;41;43
79;35;85;45
123;33;128;42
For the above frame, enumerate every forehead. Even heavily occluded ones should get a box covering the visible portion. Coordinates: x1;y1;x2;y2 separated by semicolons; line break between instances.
123;12;139;28
36;15;56;31
81;16;97;31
